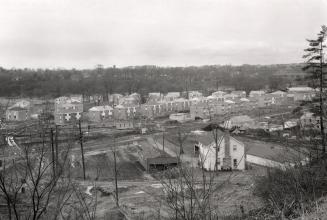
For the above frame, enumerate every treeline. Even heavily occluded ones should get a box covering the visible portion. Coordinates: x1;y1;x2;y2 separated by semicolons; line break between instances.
0;64;305;99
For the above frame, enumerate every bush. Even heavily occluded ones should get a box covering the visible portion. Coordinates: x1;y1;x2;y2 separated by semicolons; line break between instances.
254;163;327;218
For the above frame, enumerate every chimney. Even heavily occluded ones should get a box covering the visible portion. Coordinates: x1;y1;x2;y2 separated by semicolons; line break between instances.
223;132;232;170
225;132;231;157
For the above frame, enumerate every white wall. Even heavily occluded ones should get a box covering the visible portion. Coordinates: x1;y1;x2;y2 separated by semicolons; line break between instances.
246;154;286;170
198;137;245;171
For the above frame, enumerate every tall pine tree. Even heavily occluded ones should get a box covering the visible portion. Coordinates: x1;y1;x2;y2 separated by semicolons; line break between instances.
303;25;327;153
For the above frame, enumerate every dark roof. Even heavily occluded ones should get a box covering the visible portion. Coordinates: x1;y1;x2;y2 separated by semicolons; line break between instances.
138;140;171;159
8;107;28;111
237;137;308;163
195;131;243;146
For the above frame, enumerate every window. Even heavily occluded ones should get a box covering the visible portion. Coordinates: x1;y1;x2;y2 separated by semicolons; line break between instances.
233;145;237;151
233;159;238;168
217;158;221;165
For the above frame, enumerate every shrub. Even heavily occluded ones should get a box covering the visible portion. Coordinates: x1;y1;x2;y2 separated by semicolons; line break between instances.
254;162;327;218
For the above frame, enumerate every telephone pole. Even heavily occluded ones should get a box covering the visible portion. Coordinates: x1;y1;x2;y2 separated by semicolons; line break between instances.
55;125;59;171
113;135;119;207
79;120;86;180
50;128;56;177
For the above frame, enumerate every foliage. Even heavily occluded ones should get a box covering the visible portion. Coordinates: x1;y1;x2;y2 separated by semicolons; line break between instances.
0;64;305;98
254;164;327;219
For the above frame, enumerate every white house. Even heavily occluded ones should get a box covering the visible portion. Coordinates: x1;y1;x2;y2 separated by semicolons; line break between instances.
164;92;181;101
169;113;194;123
195;132;245;171
223;115;255;129
249;90;266;98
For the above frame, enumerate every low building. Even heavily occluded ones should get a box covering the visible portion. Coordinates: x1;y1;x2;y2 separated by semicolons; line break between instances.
300;112;321;130
195;132;245;171
288;87;315;101
137;140;179;172
211;91;226;99
164;92;181;101
190;102;212;119
230;91;246;98
270;90;287;97
187;91;203;99
114;120;134;130
6;107;30;121
249;90;266;98
169;113;194;123
109;93;124;106
148;92;163;102
243;138;308;170
223;115;255;129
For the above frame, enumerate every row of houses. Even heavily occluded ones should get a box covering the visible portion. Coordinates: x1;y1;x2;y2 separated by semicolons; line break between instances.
4;87;317;125
190;87;316;120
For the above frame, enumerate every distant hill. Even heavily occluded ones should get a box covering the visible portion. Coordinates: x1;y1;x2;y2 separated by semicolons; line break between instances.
0;64;308;98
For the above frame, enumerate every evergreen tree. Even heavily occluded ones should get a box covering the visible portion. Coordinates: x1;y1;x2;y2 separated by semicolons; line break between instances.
303;25;327;153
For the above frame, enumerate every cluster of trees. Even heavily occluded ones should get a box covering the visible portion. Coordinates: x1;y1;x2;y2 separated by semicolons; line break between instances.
0;64;305;99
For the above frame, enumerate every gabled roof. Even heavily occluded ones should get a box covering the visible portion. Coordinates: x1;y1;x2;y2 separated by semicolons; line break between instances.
8;107;28;111
89;105;113;111
195;131;243;147
288;87;315;92
238;137;308;163
270;90;286;95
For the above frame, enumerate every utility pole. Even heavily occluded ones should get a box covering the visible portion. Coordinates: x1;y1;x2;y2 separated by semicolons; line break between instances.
162;130;165;152
55;125;59;171
50;128;56;177
113;135;119;207
79;120;86;180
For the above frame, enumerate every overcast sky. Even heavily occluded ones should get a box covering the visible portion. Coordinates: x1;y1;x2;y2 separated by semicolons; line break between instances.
0;0;326;69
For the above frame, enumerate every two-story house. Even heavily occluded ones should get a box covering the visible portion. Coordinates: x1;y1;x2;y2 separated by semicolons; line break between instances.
195;132;245;171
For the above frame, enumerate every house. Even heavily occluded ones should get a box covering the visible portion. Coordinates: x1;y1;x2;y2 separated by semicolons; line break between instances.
137;140;179;172
243;138;308;170
187;91;203;99
119;93;141;106
148;92;163;102
10;100;31;109
87;105;113;122
54;96;83;125
212;91;226;99
169;113;194;123
223;115;255;129
230;91;246;98
288;87;315;101
270;90;287;97
6;107;30;121
195;132;245;171
114;120;134;130
164;92;181;101
109;93;124;106
300;112;321;130
249;90;266;98
190;102;212;119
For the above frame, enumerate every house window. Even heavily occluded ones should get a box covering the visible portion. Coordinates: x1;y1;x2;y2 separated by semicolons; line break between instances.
233;159;238;168
217;158;221;165
233;145;237;151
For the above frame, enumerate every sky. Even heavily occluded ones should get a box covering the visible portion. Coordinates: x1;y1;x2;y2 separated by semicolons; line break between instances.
0;0;327;69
